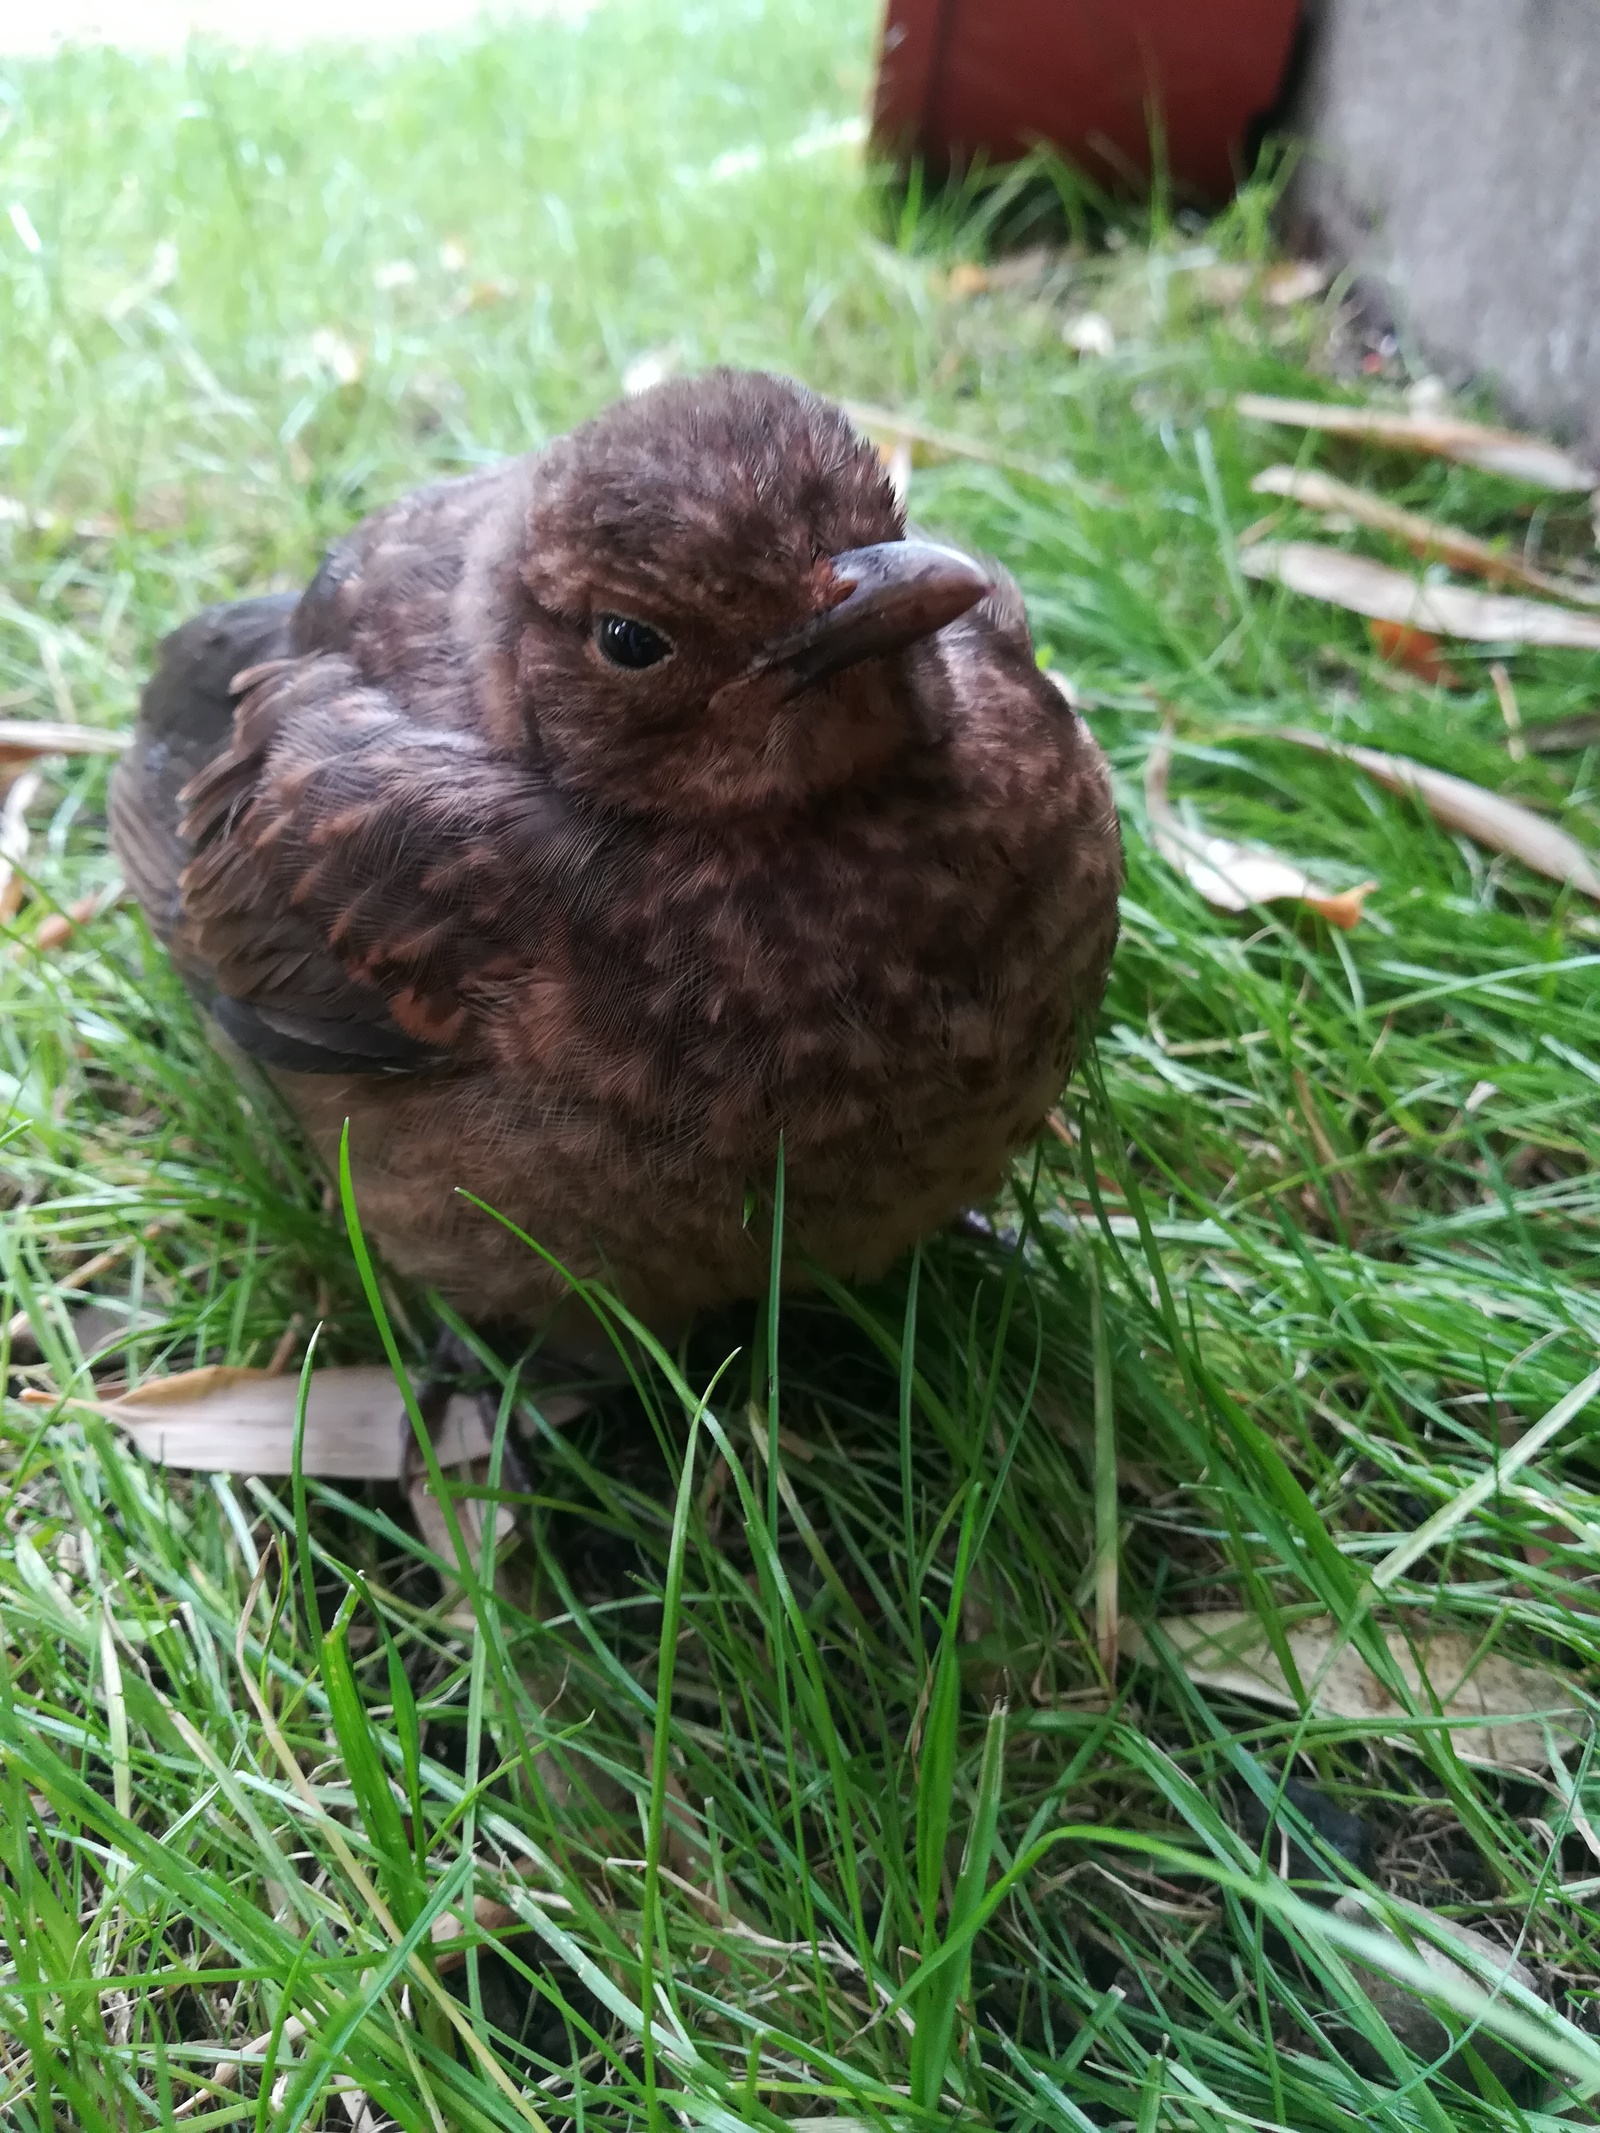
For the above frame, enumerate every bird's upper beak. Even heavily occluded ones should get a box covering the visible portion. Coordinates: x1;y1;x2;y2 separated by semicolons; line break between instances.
758;538;992;696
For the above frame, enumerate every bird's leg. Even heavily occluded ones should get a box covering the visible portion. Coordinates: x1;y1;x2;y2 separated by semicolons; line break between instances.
406;1325;530;1612
951;1207;1021;1252
413;1322;507;1435
405;1323;606;1614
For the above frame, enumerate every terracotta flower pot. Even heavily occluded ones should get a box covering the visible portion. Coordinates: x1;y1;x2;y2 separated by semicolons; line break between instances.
872;0;1304;206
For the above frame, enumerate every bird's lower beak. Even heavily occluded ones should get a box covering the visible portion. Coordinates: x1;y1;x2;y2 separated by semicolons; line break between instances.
760;538;992;696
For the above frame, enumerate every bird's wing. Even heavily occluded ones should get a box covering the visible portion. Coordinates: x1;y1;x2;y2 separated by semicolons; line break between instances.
174;651;580;1077
110;595;301;950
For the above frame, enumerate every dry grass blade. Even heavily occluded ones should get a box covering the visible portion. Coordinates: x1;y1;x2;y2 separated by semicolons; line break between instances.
839;399;1085;488
170;2016;308;2120
220;1600;550;2131
0;719;130;765
1273;727;1600;901
0;769;41;920
85;1364;499;1477
842;400;1008;467
1090;1274;1118;1681
1241;540;1600;648
1250;465;1600;606
1237;393;1599;491
5;1225;161;1347
1371;1361;1600;1593
1146;727;1374;928
1123;1611;1581;1772
1490;661;1527;759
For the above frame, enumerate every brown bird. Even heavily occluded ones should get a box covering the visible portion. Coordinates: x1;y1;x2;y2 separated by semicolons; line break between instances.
112;370;1120;1340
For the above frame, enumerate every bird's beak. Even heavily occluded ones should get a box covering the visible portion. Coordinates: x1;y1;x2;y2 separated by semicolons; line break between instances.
759;538;992;696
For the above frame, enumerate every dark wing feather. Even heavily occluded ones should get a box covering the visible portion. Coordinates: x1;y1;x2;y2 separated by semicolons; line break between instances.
111;598;445;1072
109;595;299;951
209;996;436;1074
174;653;582;1075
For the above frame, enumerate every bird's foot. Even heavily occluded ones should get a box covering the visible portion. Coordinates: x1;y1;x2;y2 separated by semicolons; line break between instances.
950;1206;1022;1252
405;1324;599;1620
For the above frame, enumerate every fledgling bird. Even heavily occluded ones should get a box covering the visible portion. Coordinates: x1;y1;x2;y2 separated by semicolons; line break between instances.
111;370;1121;1336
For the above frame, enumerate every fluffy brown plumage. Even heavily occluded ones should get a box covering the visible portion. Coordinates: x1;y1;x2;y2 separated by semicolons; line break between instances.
112;370;1121;1334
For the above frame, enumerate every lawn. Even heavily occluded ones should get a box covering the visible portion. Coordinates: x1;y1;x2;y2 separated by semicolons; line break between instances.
4;2;1600;2127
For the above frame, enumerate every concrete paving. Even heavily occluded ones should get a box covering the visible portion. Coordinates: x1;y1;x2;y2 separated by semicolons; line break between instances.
1286;0;1600;452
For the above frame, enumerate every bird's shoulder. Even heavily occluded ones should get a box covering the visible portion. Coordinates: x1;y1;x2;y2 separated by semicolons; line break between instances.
173;647;593;1074
290;456;537;715
111;592;300;949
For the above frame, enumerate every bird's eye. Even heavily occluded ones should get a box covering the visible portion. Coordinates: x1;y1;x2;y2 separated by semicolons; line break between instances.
593;613;674;670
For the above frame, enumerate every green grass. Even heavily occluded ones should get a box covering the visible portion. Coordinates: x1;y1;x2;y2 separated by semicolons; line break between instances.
5;3;1600;2127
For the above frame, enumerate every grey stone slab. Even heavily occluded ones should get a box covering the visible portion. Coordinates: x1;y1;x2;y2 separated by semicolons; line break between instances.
1284;0;1600;454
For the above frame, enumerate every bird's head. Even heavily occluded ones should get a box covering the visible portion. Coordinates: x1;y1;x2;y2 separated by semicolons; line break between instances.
499;369;992;816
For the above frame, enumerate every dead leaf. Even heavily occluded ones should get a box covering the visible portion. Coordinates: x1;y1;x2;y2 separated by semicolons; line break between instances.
1194;262;1253;308
876;436;911;506
1241;540;1600;648
1367;618;1461;687
943;247;1052;299
431;1891;533;1966
309;328;363;387
1237;508;1285;548
1250;464;1600;605
622;347;675;396
1522;1518;1593;1587
1525;711;1600;755
1063;311;1115;358
1237;393;1599;491
457;278;515;313
1145;728;1374;928
0;770;40;920
1263;260;1331;307
945;262;990;300
337;2088;382;2133
1123;1610;1580;1771
407;1458;518;1623
89;1365;521;1477
406;1389;551;1622
0;497;115;540
0;719;129;766
1273;727;1600;901
1332;1893;1543;2086
33;890;103;952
